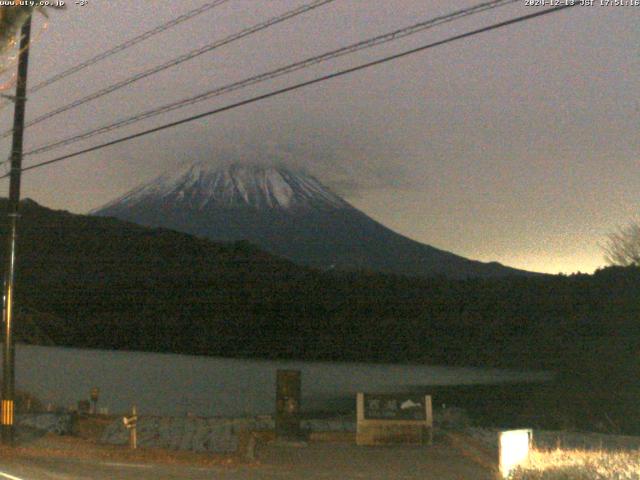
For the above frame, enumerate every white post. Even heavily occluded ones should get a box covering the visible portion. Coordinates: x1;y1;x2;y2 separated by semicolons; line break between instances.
129;405;137;450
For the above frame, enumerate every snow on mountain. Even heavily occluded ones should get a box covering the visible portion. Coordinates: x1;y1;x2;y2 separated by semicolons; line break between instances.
99;162;349;213
94;160;533;278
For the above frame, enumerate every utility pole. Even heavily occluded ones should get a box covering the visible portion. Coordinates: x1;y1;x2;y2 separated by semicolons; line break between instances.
2;13;32;445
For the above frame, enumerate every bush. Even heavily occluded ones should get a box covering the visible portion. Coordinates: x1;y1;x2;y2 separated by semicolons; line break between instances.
510;448;640;479
16;390;44;413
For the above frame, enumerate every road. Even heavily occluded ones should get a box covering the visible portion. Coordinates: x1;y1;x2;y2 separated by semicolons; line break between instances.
0;442;494;480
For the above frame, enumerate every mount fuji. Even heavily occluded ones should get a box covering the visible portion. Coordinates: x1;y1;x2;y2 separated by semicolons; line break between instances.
93;162;531;278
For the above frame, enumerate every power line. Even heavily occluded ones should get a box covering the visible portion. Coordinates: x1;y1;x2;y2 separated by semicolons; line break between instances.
28;1;231;94
1;4;578;180
0;0;336;139
25;0;519;157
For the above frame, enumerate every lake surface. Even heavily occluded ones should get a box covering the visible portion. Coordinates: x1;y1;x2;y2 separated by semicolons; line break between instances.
14;344;552;416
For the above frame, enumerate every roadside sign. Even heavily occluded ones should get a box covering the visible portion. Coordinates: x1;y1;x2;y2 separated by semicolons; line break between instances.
357;393;433;446
123;415;138;429
363;394;427;421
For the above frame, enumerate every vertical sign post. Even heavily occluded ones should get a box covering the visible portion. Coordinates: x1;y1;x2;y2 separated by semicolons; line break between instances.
123;405;138;449
129;405;137;449
275;369;301;440
90;387;99;415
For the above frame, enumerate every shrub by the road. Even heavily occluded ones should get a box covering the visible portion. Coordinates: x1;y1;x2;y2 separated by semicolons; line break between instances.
511;448;640;479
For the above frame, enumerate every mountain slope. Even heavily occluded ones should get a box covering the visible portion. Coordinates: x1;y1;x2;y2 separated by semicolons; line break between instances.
94;162;531;278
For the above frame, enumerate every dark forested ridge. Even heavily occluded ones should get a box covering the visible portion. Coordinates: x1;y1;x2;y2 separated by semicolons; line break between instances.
3;199;640;432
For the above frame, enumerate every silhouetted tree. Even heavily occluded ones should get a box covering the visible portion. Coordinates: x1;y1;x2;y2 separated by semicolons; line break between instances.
602;221;640;266
0;6;63;90
0;7;32;55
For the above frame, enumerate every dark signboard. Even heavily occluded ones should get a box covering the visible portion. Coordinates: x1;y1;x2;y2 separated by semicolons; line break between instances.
275;369;301;439
363;394;427;421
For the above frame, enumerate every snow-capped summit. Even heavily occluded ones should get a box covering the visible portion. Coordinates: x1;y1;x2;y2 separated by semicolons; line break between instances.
94;160;532;279
98;162;349;213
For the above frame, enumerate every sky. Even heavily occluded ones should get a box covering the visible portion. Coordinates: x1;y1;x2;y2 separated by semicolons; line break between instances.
0;0;638;275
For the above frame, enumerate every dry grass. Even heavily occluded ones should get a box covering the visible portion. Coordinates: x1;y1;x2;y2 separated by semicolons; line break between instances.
510;447;640;479
0;433;246;468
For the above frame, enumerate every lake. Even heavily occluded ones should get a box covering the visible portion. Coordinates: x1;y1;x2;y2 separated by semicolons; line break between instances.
13;344;553;416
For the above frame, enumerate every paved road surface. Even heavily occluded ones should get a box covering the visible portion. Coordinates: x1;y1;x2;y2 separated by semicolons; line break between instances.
0;442;494;479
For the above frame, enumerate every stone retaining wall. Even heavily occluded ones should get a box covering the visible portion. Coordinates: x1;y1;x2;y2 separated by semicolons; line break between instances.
16;413;74;435
101;416;356;453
